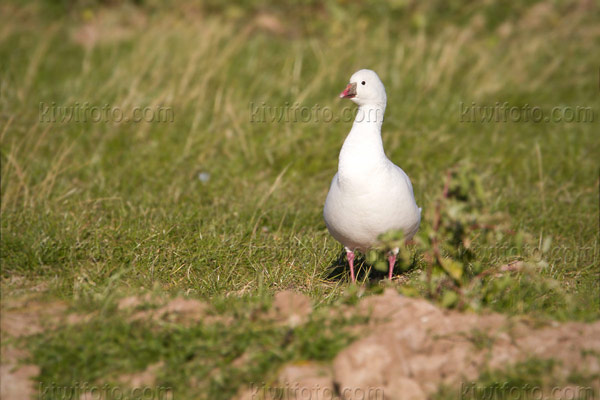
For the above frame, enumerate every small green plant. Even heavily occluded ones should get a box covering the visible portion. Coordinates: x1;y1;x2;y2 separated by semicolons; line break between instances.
377;163;575;317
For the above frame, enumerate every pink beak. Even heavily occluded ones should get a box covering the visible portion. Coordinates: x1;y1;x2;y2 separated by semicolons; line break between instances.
339;82;357;99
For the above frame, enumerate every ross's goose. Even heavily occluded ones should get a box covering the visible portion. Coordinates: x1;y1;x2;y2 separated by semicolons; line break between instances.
323;69;421;282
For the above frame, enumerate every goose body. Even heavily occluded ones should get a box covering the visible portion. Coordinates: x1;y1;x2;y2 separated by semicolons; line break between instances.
323;69;421;281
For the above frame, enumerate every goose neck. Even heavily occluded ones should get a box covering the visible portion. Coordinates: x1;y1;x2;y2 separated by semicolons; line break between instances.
353;103;386;130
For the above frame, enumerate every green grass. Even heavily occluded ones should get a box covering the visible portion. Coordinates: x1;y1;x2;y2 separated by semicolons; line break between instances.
1;0;599;398
30;295;365;399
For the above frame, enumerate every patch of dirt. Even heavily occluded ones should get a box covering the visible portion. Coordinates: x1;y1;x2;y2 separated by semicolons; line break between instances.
126;296;232;326
271;290;312;327
278;362;336;400
0;346;40;400
272;289;600;399
231;351;252;368
118;361;164;388
117;293;164;311
0;293;97;399
1;298;67;338
0;283;63;398
0;293;96;339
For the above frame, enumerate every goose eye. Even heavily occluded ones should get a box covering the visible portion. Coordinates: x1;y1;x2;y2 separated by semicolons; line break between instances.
361;81;366;85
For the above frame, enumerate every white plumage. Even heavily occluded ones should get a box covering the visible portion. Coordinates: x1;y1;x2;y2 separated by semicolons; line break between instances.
323;69;421;282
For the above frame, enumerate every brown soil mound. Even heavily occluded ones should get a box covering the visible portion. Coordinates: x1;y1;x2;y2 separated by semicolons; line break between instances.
267;289;600;400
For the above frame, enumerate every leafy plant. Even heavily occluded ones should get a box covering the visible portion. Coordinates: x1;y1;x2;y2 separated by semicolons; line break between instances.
377;163;574;317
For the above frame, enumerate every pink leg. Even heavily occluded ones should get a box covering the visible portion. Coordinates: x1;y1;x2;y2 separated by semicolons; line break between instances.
388;253;396;280
346;250;356;283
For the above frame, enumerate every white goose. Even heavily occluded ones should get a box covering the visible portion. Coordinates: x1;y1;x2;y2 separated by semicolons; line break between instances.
323;69;421;282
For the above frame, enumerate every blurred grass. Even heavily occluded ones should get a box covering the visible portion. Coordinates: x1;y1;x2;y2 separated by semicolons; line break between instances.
0;0;599;396
30;295;366;399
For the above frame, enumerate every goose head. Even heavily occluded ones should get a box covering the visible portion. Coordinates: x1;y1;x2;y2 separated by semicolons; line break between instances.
339;69;387;108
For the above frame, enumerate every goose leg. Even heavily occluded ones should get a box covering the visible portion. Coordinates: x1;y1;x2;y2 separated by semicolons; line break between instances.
388;248;399;280
346;249;356;283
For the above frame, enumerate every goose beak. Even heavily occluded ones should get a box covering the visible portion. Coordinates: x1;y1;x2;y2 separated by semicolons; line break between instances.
339;82;357;99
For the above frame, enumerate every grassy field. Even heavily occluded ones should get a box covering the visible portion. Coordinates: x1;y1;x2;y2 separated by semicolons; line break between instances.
1;0;599;398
